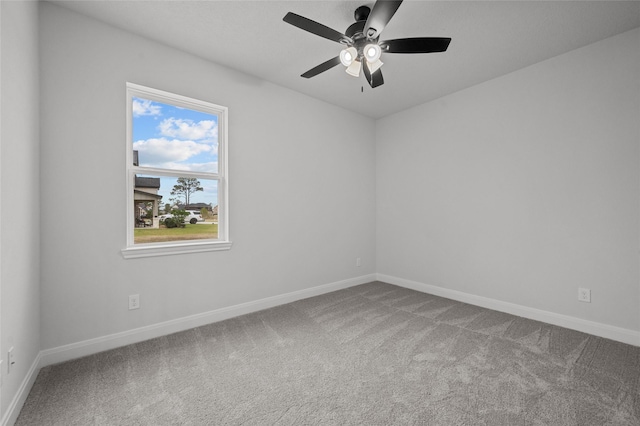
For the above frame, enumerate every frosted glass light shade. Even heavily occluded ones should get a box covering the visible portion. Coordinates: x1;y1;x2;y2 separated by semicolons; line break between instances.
366;58;383;73
364;43;382;62
340;47;358;67
346;60;361;77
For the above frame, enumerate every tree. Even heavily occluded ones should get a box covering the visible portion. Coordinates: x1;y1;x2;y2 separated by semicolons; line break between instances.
170;177;203;206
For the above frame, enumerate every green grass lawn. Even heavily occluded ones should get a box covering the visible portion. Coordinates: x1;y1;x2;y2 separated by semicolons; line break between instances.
134;223;218;244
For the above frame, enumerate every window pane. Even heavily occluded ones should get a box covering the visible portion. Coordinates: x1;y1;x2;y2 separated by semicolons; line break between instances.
133;175;219;244
132;97;219;174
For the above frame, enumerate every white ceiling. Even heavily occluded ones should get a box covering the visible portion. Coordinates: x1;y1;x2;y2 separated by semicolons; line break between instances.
51;0;640;119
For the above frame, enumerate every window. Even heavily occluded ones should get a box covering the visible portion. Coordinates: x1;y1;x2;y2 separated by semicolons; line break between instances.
122;83;230;259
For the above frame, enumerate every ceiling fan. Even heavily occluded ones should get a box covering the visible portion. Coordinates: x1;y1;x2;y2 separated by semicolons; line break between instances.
283;0;451;89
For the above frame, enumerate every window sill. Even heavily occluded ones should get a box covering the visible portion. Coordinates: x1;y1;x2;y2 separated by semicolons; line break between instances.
121;240;232;259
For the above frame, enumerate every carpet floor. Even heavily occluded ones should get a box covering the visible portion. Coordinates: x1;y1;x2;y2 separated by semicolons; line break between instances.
16;281;640;425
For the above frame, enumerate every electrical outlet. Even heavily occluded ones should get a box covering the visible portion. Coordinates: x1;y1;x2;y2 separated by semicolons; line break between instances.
356;257;362;267
129;294;140;310
578;288;591;303
7;347;15;374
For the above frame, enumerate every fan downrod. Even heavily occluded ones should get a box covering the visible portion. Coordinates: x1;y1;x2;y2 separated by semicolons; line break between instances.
354;5;370;22
345;5;372;40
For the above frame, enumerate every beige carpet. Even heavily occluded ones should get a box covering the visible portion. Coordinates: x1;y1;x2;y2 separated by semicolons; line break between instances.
16;281;640;425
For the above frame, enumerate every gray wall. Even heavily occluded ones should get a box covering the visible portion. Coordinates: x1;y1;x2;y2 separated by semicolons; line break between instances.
38;3;376;350
376;28;640;332
0;0;41;419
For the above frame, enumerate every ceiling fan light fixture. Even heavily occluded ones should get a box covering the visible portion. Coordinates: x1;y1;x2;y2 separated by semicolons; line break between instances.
345;59;362;77
339;46;358;67
366;58;383;73
284;1;451;89
364;43;382;62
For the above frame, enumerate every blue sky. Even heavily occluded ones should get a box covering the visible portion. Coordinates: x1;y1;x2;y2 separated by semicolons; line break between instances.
133;97;218;207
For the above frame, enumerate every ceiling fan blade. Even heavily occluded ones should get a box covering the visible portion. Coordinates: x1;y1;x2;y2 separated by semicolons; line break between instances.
363;63;385;88
283;12;350;44
381;37;451;54
364;0;403;39
301;56;342;78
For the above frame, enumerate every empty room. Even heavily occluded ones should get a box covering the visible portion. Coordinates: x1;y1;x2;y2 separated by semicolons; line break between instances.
1;0;639;424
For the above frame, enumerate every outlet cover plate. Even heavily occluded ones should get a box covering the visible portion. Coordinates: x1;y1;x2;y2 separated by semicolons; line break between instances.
7;347;14;374
578;288;591;303
129;294;140;310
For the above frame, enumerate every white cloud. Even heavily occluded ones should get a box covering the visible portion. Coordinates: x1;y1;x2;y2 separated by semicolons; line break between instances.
132;99;162;117
159;118;218;141
176;162;219;173
133;138;214;167
157;161;218;173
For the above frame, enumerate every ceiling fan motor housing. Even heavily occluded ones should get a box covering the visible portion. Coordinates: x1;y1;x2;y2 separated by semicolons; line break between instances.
345;6;378;59
345;23;368;57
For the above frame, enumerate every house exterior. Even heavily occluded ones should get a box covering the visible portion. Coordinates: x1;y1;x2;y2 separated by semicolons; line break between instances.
134;176;162;228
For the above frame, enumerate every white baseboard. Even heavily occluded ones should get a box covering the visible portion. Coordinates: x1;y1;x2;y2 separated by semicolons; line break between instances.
1;352;41;426
377;273;640;347
40;274;376;368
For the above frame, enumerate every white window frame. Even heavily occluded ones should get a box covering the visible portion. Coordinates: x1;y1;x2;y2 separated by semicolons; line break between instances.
121;83;231;259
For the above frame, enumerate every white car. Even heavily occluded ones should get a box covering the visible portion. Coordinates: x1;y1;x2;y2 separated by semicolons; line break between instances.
185;210;205;224
160;211;204;225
